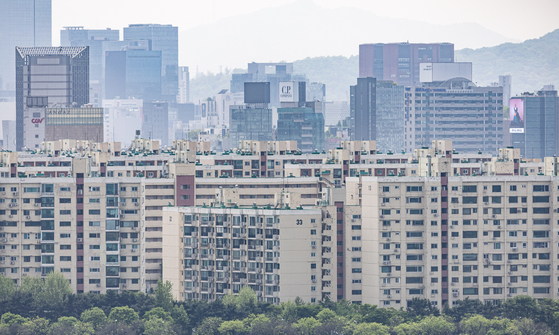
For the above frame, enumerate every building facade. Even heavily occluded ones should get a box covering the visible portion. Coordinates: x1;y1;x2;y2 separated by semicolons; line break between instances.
0;0;51;92
350;77;376;141
16;46;90;151
277;105;325;152
359;43;454;87
229;106;273;146
510;88;559;160
105;50;162;101
102;99;143;146
45;107;103;143
123;24;178;103
177;66;189;104
376;81;405;153
142;101;169;146
404;78;504;155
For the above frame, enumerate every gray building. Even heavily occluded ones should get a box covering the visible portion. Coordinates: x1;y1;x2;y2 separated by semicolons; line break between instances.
510;86;559;159
2;120;16;151
350;77;376;141
60;27;119;104
124;24;178;103
376;81;405;153
16;46;89;150
178;66;190;103
499;75;512;107
277;102;325;152
229;105;273;145
0;0;51;93
143;101;169;146
405;78;504;155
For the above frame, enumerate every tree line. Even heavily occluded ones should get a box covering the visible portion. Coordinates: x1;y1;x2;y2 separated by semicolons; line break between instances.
2;272;559;334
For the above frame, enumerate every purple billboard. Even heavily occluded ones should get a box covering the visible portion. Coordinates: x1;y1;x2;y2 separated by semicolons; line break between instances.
509;98;524;133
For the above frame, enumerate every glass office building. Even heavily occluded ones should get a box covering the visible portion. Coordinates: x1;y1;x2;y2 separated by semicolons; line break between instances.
277;107;325;152
105;50;162;101
229;106;273;145
0;0;51;92
124;24;178;102
376;81;405;153
44;107;103;142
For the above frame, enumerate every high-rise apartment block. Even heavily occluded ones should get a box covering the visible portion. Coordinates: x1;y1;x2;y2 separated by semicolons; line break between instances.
16;47;90;151
2;137;559;310
359;43;454;87
123;24;178;103
0;0;51;92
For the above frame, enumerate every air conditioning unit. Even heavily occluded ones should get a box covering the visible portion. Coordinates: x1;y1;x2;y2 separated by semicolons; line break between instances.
122;284;127;288
492;215;497;218
96;284;101;287
434;214;438;217
135;203;139;206
132;227;137;230
380;215;384;218
386;238;391;241
386;273;391;276
131;249;137;252
77;238;83;243
10;261;15;265
452;293;459;297
25;216;30;219
451;282;455;286
133;238;138;242
512;247;518;251
34;203;39;207
507;260;512;263
394;249;399;253
492;237;497;240
484;202;489;205
312;279;317;283
13;192;18;196
387;295;392;298
507;293;512;297
508;271;512;275
8;215;12;218
2;238;6;243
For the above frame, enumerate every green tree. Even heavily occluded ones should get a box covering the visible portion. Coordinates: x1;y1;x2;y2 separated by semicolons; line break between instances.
80;307;107;330
407;298;440;318
218;320;248;335
293;317;321;335
144;307;173;322
170;305;190;334
0;313;29;327
154;280;174;312
21;317;50;335
281;301;298;323
48;320;94;335
144;317;177;335
107;306;139;325
56;316;78;327
197;317;223;335
393;316;455;335
0;276;15;302
351;322;390;335
244;314;271;335
514;318;553;335
503;295;538;320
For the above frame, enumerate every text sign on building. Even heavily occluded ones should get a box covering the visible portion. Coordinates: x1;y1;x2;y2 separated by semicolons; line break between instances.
279;81;298;102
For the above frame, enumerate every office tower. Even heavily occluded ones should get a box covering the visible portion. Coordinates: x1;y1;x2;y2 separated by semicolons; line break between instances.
500;75;512;107
2;120;17;151
375;81;405;153
16;47;89;151
177;66;190;103
215;90;244;128
0;0;51;93
405;78;503;155
350;77;376;141
230;63;307;108
229;83;273;147
359;43;454;87
105;50;162;101
143;101;169;146
60;27;120;105
509;86;559;159
277;102;325;152
102;99;144;146
124;24;178;103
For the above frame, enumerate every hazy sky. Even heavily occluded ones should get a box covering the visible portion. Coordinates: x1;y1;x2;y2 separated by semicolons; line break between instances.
53;0;559;46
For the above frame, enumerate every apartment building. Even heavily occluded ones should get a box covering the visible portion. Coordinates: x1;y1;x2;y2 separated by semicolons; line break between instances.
162;201;332;303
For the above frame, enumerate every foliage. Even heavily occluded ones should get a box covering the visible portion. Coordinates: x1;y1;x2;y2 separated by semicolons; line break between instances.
81;307;107;330
108;306;140;325
154;280;174;312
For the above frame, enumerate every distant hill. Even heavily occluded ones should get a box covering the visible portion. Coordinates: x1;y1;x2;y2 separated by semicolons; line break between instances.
455;29;559;95
180;0;516;73
190;29;559;102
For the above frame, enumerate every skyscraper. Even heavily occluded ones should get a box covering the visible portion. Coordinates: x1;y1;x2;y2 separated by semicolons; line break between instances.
16;47;89;150
143;101;169;146
359;43;454;87
105;50;162;101
124;24;178;103
177;66;190;103
0;0;51;92
350;77;376;141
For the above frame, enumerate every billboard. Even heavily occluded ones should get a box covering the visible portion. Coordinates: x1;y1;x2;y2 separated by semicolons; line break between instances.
279;81;297;102
244;82;270;104
509;98;525;133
